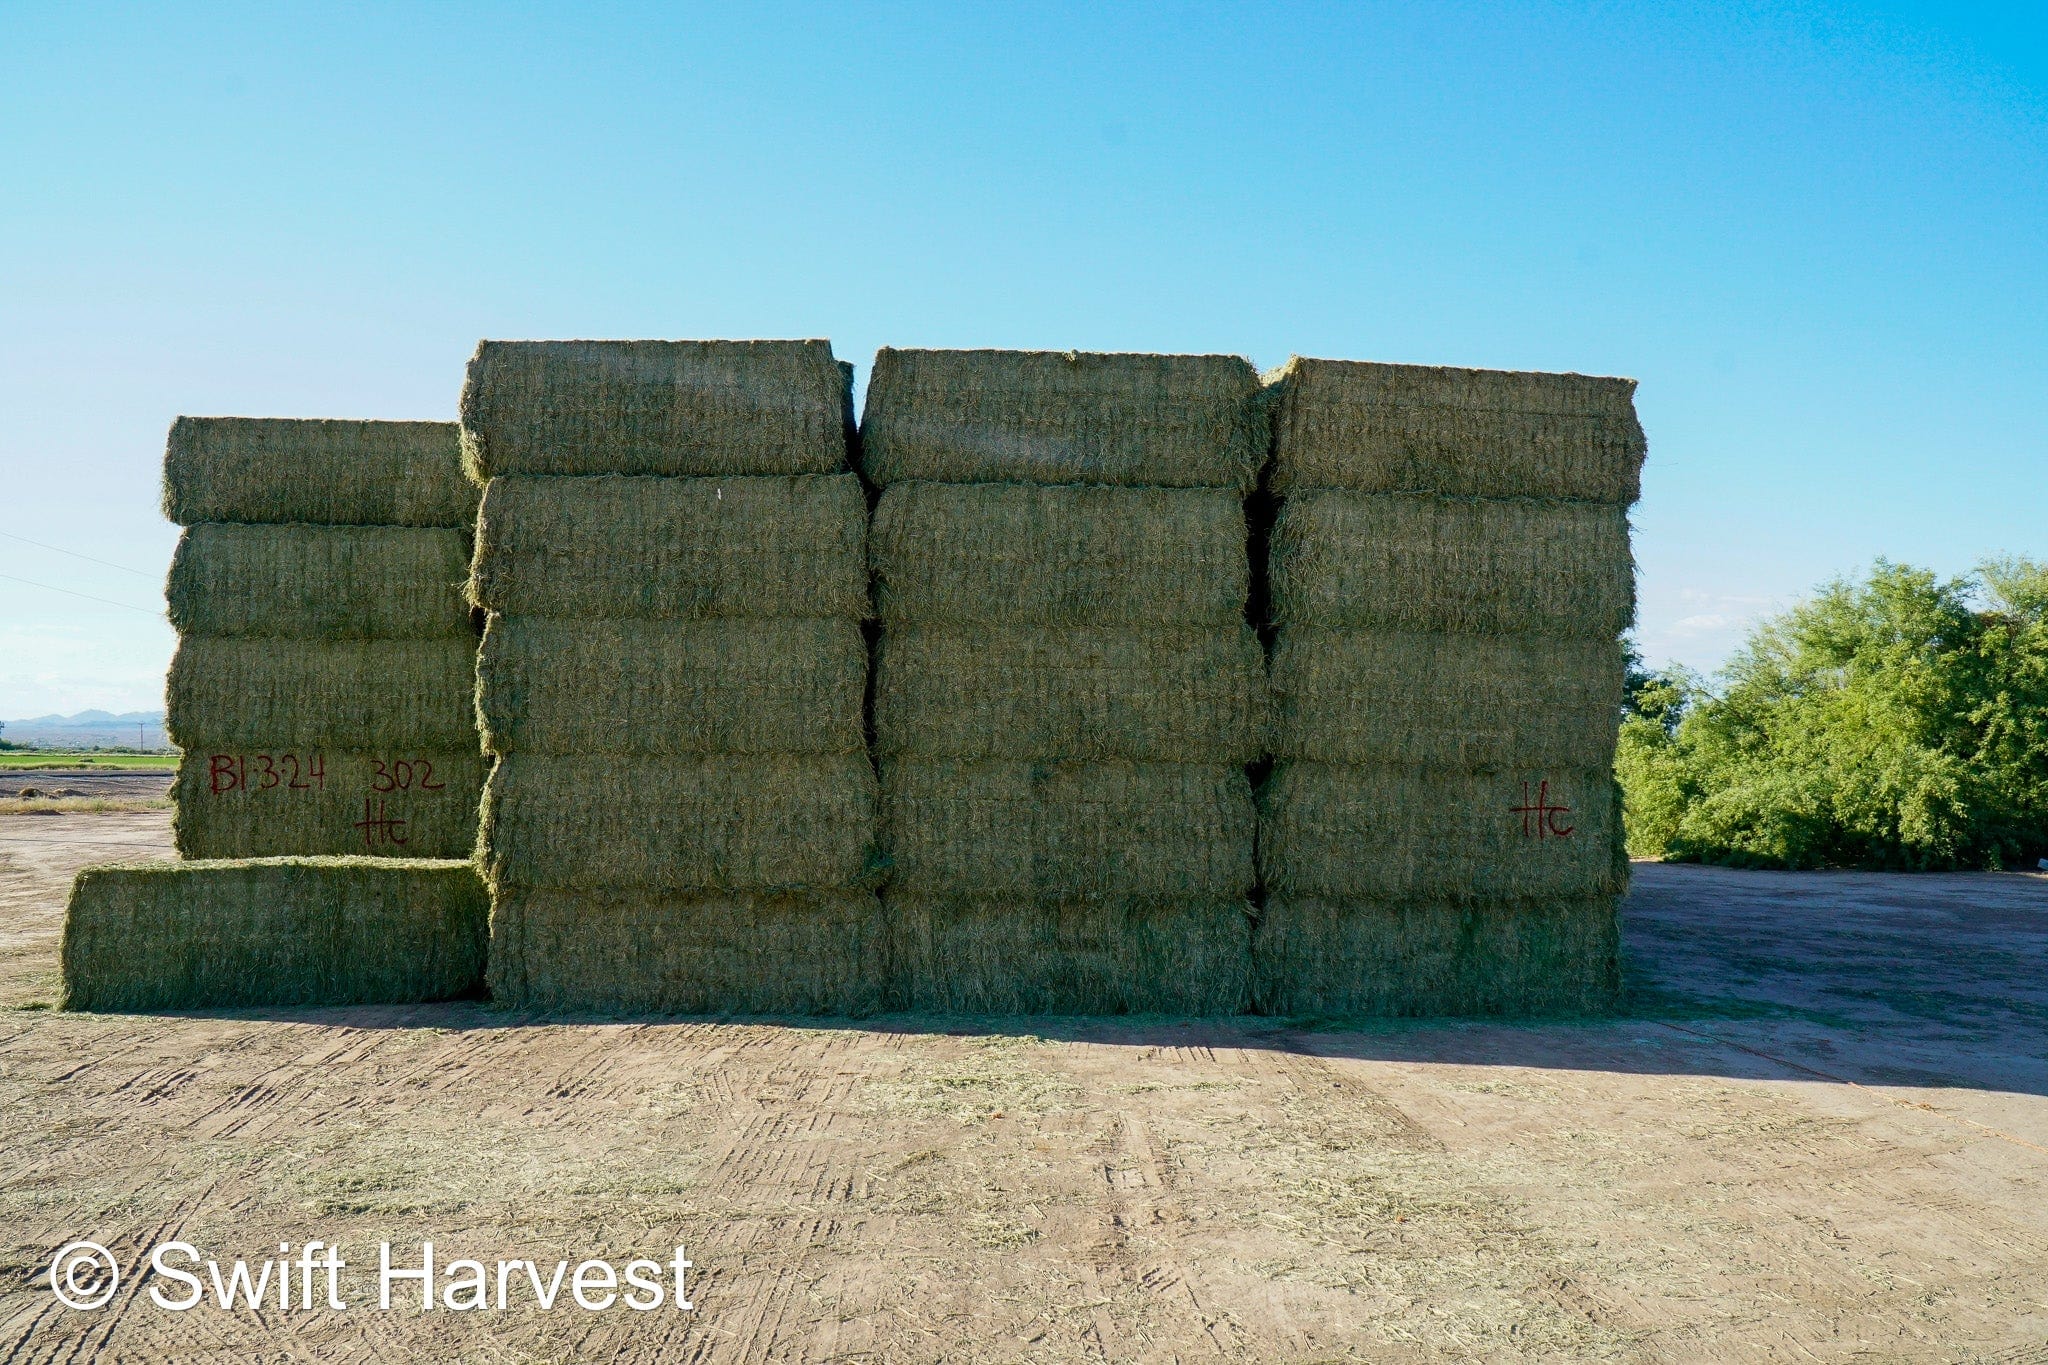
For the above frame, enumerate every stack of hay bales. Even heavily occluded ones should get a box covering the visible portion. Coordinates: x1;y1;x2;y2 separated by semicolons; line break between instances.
863;348;1267;1013
463;340;878;1014
162;419;483;858
1256;360;1643;1015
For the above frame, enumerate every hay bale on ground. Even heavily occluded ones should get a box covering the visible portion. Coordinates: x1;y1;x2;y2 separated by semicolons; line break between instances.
870;482;1248;626
479;616;866;756
163;418;474;528
166;637;480;751
480;753;877;892
885;895;1251;1015
861;349;1266;490
1257;762;1625;900
1270;631;1623;768
168;524;473;639
1251;896;1620;1017
172;749;486;860
469;474;868;621
1265;357;1645;502
1269;492;1635;636
875;625;1267;762
489;889;885;1015
61;858;486;1011
882;760;1254;898
460;339;850;479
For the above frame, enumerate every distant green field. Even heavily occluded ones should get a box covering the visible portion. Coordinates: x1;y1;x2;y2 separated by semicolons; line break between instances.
0;751;180;770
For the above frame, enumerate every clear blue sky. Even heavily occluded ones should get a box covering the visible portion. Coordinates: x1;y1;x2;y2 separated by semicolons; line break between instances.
2;2;2042;716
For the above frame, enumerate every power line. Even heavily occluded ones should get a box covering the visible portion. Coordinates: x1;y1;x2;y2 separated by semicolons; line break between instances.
0;572;164;617
0;530;156;578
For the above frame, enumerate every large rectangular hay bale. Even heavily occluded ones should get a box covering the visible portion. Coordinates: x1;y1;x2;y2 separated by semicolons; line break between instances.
1251;895;1621;1017
1270;630;1623;768
61;858;486;1011
489;889;884;1015
172;749;486;860
460;339;850;479
870;482;1247;626
163;418;475;528
882;760;1254;898
1269;492;1634;636
470;474;868;621
478;616;866;756
875;625;1266;762
861;348;1265;490
481;753;876;892
165;636;479;752
1258;762;1625;900
1266;357;1645;502
885;895;1251;1014
168;524;474;639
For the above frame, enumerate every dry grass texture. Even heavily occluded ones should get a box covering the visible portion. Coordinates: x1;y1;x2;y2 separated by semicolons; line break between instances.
171;750;486;860
166;636;481;752
61;858;486;1011
163;418;475;528
168;524;473;639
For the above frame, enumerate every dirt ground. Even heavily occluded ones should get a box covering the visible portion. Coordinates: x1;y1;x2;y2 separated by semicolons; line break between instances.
2;812;2045;1362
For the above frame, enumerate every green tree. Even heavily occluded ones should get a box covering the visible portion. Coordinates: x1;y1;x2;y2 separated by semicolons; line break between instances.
1617;559;2048;870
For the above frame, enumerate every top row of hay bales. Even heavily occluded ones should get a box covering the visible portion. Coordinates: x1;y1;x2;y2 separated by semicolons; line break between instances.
159;419;484;861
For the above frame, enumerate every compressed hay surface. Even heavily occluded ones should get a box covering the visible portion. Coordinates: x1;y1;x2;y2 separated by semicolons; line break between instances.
861;348;1265;490
871;482;1247;626
163;418;474;528
1258;762;1625;900
1271;630;1622;768
166;637;479;751
1266;357;1645;503
479;616;866;757
490;889;884;1015
460;339;849;479
1270;492;1634;636
882;760;1254;898
470;474;867;621
1251;895;1621;1017
61;858;485;1012
172;749;486;860
481;753;876;892
885;895;1251;1015
875;625;1266;762
168;524;474;639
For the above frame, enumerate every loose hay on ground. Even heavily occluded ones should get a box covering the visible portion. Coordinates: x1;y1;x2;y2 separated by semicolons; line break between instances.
478;616;867;756
171;749;486;860
163;418;475;528
469;474;868;621
166;637;480;751
168;524;474;639
874;625;1267;761
861;348;1266;490
60;857;486;1011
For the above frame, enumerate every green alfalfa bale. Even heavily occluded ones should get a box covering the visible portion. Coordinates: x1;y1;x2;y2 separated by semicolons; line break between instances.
480;753;877;892
489;889;884;1015
874;625;1267;762
478;616;866;757
881;759;1255;898
1269;491;1635;637
885;895;1251;1015
870;482;1248;626
60;858;486;1012
469;474;868;621
1250;895;1621;1018
1257;762;1625;900
167;524;474;640
460;339;850;479
163;418;475;528
1265;357;1646;503
1270;630;1624;768
165;636;479;752
172;749;486;860
860;348;1267;490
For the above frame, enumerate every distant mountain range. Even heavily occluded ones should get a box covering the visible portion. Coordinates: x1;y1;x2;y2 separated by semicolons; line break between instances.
2;710;169;749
